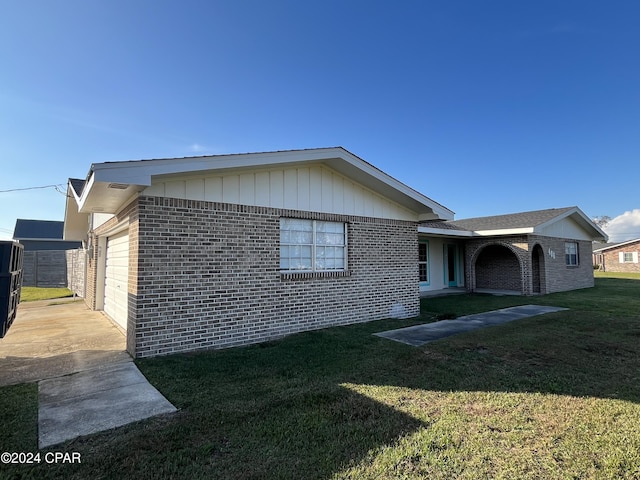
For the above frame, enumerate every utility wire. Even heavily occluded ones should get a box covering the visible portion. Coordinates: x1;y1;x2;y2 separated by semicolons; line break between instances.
0;184;65;193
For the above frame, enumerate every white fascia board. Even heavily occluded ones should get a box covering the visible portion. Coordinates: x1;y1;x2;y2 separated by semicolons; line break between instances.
473;227;535;236
535;206;608;241
63;192;89;241
67;180;82;203
89;148;345;185
417;226;475;237
334;150;455;220
77;172;96;212
594;237;640;252
86;147;455;219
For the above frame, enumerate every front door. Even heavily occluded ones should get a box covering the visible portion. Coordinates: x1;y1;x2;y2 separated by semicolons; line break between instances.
446;244;457;287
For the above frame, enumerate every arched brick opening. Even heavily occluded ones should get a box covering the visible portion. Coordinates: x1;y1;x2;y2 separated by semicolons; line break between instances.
531;243;545;294
474;244;522;292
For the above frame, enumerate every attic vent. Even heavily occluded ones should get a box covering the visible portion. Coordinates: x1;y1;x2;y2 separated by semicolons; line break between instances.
108;183;129;189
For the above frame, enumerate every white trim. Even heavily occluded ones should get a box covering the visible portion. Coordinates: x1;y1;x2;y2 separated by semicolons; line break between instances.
77;148;453;219
594;238;640;253
620;251;639;263
474;227;535;236
100;218;130;237
417;226;474;237
279;218;347;272
536;207;608;242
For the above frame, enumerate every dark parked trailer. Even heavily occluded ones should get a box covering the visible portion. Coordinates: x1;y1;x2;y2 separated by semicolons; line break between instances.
1;241;24;338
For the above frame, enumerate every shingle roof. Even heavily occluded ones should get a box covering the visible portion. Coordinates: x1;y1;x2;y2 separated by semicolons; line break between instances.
449;207;576;231
592;238;640;252
69;178;85;196
419;220;471;231
13;219;64;239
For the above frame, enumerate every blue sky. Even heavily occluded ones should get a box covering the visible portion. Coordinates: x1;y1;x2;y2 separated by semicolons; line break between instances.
1;1;639;241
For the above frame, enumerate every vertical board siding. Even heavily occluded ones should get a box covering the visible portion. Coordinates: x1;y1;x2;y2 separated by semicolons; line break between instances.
142;164;417;221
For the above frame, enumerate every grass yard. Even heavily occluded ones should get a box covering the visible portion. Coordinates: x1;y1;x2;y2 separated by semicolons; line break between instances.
1;276;639;479
19;287;74;302
595;271;640;280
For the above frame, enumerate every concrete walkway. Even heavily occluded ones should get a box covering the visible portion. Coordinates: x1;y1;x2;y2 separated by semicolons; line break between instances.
0;299;176;448
39;362;176;448
375;305;568;347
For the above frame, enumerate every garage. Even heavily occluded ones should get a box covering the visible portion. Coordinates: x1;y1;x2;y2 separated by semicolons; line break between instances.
104;230;129;330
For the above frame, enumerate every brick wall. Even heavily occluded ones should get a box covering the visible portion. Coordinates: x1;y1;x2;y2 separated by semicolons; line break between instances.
599;242;640;273
465;235;594;295
474;244;522;291
131;196;419;358
537;236;594;293
65;249;86;297
85;199;139;312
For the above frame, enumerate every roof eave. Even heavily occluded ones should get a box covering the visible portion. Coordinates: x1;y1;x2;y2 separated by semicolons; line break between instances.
473;227;535;236
78;147;453;219
417;226;475;237
536;207;609;242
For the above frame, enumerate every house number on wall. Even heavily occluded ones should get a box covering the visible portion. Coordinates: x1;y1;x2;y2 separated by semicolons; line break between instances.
548;248;556;259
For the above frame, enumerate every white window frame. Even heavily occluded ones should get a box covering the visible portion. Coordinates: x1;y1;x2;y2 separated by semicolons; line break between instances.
280;218;347;272
419;241;429;285
565;242;579;266
620;251;639;263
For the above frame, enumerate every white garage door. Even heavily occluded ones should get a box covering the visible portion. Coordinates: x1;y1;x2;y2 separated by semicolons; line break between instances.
104;230;129;330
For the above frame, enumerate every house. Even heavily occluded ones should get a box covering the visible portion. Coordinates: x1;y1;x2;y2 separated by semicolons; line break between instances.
13;219;81;251
63;147;606;358
419;208;607;295
13;219;82;287
593;239;640;273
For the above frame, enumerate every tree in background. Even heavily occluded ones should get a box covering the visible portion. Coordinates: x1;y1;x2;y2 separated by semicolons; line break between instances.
592;216;611;229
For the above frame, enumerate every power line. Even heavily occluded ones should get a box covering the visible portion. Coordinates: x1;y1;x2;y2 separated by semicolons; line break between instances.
0;184;65;193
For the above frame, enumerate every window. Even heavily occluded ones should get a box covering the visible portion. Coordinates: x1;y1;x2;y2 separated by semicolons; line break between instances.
620;252;639;263
280;219;346;272
419;241;429;284
565;242;578;266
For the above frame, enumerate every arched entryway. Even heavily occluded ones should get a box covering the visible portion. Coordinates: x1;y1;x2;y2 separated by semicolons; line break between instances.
474;244;522;293
531;244;545;294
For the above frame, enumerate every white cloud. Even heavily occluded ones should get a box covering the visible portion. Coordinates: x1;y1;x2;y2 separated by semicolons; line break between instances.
190;143;205;152
604;209;640;243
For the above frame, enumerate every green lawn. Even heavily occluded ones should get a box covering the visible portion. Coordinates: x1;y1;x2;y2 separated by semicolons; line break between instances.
1;276;639;479
595;270;640;280
19;287;74;302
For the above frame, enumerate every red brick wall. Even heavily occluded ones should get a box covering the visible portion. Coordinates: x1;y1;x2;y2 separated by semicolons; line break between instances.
598;241;640;273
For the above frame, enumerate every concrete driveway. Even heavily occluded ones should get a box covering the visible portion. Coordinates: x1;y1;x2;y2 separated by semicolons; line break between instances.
0;298;130;387
1;298;176;448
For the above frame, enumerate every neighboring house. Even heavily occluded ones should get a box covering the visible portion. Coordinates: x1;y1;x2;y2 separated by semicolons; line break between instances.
593;239;640;273
13;219;82;287
63;147;606;358
13;219;81;251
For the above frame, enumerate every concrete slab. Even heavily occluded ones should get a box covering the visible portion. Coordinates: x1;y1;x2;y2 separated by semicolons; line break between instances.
2;298;176;447
0;300;129;386
38;362;177;448
375;305;568;347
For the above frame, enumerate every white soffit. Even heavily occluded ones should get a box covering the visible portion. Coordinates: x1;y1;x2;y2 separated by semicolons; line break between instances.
417;226;474;237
